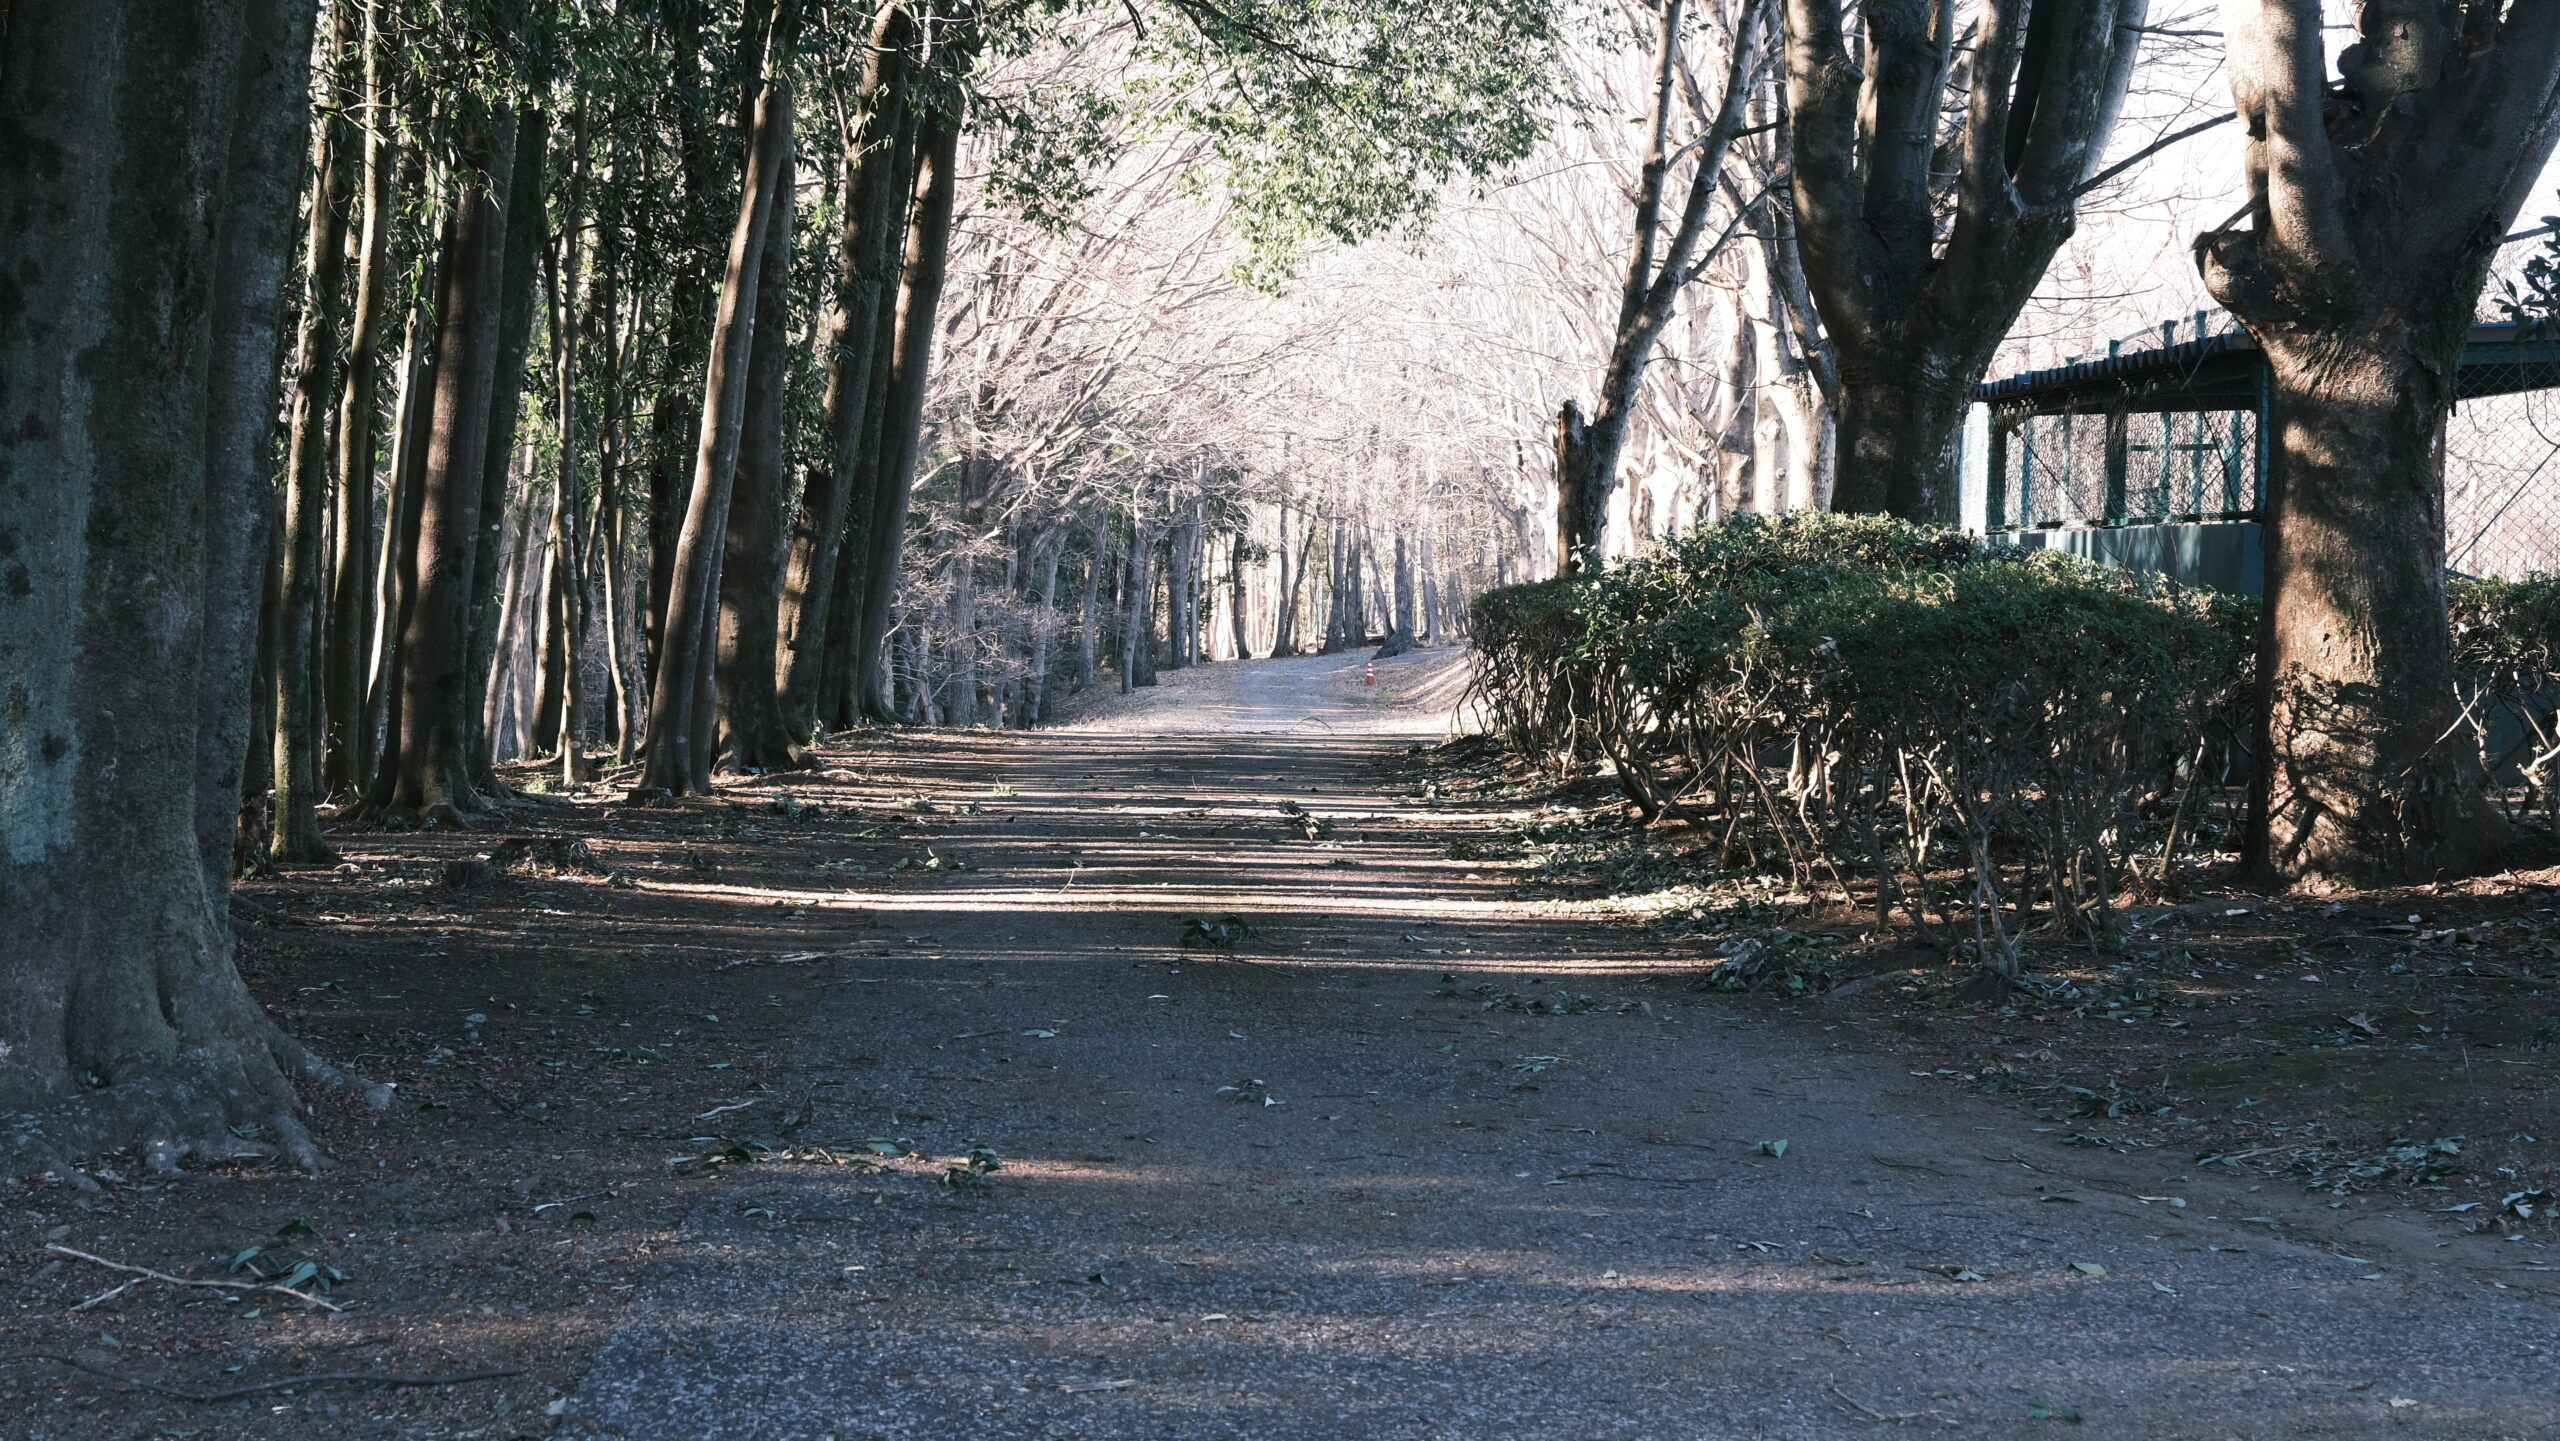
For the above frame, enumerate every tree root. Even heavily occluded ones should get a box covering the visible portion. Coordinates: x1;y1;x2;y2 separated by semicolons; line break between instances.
3;1015;390;1182
4;1351;517;1404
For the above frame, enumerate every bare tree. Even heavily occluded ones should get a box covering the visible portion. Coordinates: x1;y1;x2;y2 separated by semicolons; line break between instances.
1782;0;2149;520
1554;0;1773;569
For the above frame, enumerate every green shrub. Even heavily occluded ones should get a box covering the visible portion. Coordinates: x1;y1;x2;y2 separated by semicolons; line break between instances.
1470;514;2250;972
2450;574;2560;828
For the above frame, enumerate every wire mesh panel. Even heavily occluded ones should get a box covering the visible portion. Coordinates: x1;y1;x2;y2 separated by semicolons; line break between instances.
2447;388;2560;579
2002;412;2109;527
2122;408;2258;521
1994;407;2258;529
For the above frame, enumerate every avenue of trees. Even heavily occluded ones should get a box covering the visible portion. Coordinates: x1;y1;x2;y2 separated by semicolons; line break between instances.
0;0;1561;1171
7;0;2560;1167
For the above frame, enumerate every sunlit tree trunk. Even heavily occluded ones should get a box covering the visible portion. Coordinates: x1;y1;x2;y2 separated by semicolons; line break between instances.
779;2;915;738
717;103;811;772
326;0;392;797
373;114;514;825
1555;0;1772;569
855;92;970;718
2199;0;2560;885
462;104;547;794
639;67;792;795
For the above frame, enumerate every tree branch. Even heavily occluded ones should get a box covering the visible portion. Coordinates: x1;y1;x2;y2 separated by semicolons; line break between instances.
2071;109;2234;201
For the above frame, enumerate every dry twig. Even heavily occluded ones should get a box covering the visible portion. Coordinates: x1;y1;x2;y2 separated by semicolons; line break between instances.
46;1244;343;1313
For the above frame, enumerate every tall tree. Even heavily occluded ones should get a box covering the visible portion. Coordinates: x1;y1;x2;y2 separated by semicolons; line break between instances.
1553;0;1771;569
716;94;810;772
2;0;384;1172
1783;0;2150;520
853;84;970;719
464;102;549;790
638;52;794;795
370;113;515;824
327;0;396;796
271;0;359;862
778;1;916;739
2198;0;2560;885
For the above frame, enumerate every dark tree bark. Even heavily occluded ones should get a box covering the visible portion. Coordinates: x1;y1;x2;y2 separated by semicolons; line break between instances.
327;0;394;797
1164;504;1197;670
644;8;728;696
1076;504;1107;689
1554;0;1772;569
463;104;548;791
0;0;386;1174
1028;530;1065;723
1784;0;2148;520
544;107;593;786
854;83;971;719
944;461;986;725
369;291;434;783
716;100;810;772
372;114;514;825
270;0;358;863
2197;0;2560;886
639;69;793;795
778;2;915;737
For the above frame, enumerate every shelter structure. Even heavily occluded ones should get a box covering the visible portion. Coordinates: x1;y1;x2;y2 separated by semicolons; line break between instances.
1963;315;2560;592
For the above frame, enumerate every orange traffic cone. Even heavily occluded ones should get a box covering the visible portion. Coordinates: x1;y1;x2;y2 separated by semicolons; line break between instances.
1364;662;1376;686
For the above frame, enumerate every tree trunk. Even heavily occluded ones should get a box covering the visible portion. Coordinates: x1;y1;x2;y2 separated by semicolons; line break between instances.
326;0;392;797
1554;0;1773;567
1376;529;1417;658
1783;0;2147;522
1230;531;1251;661
1826;365;1970;518
368;298;431;783
1123;524;1159;691
855;94;970;719
462;104;546;793
2196;0;2560;885
269;1;355;863
0;0;383;1174
638;69;792;795
2242;335;2507;883
1076;506;1106;689
1028;533;1064;723
373;116;514;826
717;102;809;773
644;9;728;699
778;5;915;737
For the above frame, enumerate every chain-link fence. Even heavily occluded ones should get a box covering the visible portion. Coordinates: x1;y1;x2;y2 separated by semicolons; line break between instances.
1976;281;2560;583
1998;405;2259;529
2446;386;2560;579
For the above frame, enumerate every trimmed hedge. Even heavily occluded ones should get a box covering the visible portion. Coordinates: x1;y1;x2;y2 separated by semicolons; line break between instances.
1470;514;2252;972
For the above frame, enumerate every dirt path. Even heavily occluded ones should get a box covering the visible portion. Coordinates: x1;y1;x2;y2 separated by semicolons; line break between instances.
559;729;2553;1440
1043;647;1474;736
